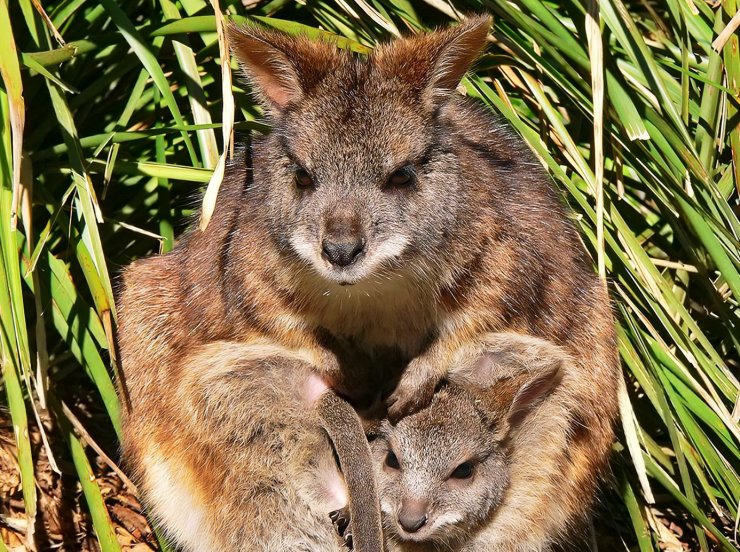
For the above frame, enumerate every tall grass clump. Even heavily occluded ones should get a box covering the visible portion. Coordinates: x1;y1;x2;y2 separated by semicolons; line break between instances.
1;0;738;550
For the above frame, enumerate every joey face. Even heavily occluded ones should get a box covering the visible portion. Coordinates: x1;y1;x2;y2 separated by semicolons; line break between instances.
255;83;463;287
372;386;510;545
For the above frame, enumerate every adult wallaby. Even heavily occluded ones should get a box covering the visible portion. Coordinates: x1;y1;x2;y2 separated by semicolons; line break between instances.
125;341;381;551
116;15;618;549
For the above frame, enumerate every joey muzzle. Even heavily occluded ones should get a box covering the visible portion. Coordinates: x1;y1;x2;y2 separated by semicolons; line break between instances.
398;498;430;533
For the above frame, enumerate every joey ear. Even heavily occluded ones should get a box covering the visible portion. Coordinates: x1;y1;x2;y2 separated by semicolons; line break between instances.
449;332;571;389
228;23;338;113
507;364;562;427
373;15;491;104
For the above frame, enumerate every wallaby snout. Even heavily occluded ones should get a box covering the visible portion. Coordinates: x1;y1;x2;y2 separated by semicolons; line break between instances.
322;213;366;267
322;237;365;267
398;497;430;533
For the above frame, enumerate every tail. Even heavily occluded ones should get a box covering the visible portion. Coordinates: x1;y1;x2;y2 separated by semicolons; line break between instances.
316;391;383;552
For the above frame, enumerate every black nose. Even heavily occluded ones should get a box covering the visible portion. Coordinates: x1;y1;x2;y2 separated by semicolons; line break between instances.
322;237;364;267
398;513;427;533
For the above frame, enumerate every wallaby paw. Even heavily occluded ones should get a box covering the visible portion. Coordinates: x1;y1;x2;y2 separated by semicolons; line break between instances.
330;507;353;549
386;370;439;423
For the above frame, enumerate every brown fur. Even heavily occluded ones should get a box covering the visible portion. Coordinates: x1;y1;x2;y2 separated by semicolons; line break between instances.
116;16;619;549
317;391;384;552
121;340;380;551
373;333;586;552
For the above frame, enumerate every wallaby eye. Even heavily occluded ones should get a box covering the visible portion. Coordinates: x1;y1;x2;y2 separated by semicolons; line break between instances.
295;167;313;189
385;451;400;470
385;165;415;189
450;461;474;480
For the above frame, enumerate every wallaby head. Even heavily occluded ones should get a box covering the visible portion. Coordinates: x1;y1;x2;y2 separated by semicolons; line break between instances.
373;384;509;547
228;17;491;287
372;337;563;548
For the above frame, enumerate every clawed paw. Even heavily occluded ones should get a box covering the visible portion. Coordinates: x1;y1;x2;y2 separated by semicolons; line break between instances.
330;507;353;549
386;373;438;423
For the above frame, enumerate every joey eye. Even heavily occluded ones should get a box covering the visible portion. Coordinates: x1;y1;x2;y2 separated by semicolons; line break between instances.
295;167;313;189
450;461;474;480
385;451;400;470
385;165;415;189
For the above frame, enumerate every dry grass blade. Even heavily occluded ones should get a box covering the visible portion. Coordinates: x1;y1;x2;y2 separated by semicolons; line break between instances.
586;0;605;280
199;0;234;230
0;1;25;232
712;10;740;53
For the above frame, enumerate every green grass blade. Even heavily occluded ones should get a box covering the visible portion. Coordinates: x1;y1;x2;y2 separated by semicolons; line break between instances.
50;395;122;552
159;0;219;169
0;86;36;550
0;0;26;233
98;0;199;165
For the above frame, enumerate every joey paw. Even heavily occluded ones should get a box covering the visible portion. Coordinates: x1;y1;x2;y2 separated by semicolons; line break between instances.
330;506;352;544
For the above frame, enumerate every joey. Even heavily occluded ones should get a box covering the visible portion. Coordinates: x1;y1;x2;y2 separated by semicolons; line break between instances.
374;333;571;551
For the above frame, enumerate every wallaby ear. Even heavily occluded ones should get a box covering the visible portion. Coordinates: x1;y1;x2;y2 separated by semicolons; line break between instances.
228;23;339;113
507;364;562;427
449;334;565;433
450;332;569;389
427;15;491;93
373;15;491;104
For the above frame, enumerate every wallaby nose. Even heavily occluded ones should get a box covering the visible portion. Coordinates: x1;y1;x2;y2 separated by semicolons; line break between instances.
321;237;365;267
398;499;429;533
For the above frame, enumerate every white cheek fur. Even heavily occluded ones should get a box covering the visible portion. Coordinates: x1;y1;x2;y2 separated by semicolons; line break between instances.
430;511;464;531
369;235;410;265
289;232;319;264
380;498;396;515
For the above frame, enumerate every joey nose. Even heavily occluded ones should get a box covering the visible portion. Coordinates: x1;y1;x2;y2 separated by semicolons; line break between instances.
398;499;429;533
321;237;365;267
